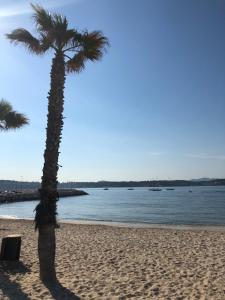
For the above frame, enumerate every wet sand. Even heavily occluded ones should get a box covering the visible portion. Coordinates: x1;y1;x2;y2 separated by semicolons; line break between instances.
0;219;225;299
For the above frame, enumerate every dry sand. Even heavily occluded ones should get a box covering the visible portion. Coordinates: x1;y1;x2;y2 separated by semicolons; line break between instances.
0;219;225;299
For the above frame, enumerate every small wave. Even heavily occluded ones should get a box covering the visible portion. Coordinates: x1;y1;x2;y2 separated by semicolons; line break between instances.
0;215;19;219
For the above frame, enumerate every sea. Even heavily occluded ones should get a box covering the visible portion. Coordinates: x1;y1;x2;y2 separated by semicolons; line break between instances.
0;186;225;226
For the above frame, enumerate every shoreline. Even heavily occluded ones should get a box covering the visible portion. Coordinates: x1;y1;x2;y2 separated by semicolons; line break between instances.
1;216;225;231
61;219;225;231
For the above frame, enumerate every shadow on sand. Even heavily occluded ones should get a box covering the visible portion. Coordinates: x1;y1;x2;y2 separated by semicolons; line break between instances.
44;280;80;300
0;261;30;299
0;261;80;300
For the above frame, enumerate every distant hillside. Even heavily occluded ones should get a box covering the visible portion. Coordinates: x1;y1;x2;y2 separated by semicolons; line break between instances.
191;178;215;182
0;179;224;190
0;180;40;190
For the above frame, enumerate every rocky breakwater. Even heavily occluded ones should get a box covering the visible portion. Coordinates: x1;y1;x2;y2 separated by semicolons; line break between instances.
0;189;88;204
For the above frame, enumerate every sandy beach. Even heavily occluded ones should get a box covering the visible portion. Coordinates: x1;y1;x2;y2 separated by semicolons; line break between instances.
0;219;225;299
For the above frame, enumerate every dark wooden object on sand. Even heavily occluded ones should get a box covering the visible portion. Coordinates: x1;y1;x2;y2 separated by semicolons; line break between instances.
0;234;21;261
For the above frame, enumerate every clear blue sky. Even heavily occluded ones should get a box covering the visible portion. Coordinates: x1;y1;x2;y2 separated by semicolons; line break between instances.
0;0;225;181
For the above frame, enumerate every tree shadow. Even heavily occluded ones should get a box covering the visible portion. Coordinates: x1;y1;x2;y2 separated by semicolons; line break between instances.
0;261;30;274
44;280;80;300
0;261;80;300
0;261;31;299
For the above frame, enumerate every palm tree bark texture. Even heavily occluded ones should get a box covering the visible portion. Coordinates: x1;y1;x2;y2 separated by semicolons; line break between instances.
7;4;108;282
35;52;65;281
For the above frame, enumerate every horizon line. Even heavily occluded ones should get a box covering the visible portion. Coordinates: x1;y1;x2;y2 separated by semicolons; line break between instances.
0;178;225;183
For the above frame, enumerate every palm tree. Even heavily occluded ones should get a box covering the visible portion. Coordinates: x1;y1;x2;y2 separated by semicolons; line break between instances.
0;99;28;130
7;4;109;282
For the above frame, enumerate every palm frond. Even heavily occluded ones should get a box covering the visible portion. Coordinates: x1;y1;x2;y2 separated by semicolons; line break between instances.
53;13;68;30
63;31;83;51
31;4;54;33
66;52;86;73
64;30;109;71
52;14;70;49
4;111;29;130
0;99;29;131
6;28;43;54
57;28;78;50
39;32;54;51
31;4;70;50
0;99;12;120
81;31;109;61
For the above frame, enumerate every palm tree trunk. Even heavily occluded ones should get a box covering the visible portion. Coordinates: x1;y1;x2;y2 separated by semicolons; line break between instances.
35;51;65;282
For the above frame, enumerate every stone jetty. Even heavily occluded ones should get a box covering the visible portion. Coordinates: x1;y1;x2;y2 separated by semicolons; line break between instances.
0;189;88;204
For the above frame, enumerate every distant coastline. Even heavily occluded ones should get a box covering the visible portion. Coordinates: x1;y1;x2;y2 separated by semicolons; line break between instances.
0;178;224;190
0;189;88;204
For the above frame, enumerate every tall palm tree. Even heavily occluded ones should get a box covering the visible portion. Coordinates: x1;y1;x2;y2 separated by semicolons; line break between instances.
0;99;28;130
7;4;108;282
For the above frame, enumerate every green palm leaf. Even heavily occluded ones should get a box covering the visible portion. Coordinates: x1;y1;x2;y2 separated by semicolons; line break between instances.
0;99;29;131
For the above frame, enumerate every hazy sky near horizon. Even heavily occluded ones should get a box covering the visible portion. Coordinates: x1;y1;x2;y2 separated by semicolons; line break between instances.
1;0;225;182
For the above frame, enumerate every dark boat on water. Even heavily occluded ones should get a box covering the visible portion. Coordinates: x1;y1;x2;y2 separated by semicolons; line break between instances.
149;188;162;191
166;188;175;190
104;188;109;190
128;188;134;190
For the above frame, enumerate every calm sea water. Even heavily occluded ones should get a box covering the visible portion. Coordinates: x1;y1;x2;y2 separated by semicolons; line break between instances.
0;186;225;226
